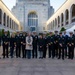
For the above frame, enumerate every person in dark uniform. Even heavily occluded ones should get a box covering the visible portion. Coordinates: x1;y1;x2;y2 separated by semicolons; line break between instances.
43;33;47;58
2;31;9;58
0;35;1;59
0;35;1;46
19;33;23;58
10;33;15;58
73;30;75;50
15;32;21;58
38;34;44;59
21;32;26;58
63;31;69;58
54;31;59;58
32;32;38;58
58;32;65;60
47;32;54;58
67;32;74;59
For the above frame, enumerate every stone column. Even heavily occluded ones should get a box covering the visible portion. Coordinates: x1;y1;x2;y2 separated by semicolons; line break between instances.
6;16;7;27
69;8;71;24
60;15;62;27
9;18;10;29
64;12;66;26
2;12;3;26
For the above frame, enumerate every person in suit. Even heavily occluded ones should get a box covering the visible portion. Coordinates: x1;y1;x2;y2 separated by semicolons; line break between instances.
21;32;26;58
63;31;69;58
47;32;54;58
43;33;47;58
0;35;1;46
38;34;44;59
58;32;65;60
10;33;15;58
15;32;21;58
2;31;9;58
67;32;74;59
32;32;38;58
54;31;59;58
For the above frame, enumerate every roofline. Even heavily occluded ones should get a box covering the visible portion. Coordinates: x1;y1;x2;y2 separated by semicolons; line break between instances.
47;0;68;22
0;0;20;23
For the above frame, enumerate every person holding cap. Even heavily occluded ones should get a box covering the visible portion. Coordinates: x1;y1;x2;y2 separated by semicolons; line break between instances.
54;30;59;58
2;31;9;58
67;32;74;59
58;32;65;60
47;32;54;58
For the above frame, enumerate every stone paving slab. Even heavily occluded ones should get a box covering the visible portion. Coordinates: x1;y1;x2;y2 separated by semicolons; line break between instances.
0;58;75;75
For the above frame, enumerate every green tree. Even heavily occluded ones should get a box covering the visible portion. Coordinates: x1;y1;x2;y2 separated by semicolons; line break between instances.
1;29;4;36
7;30;10;37
60;27;66;32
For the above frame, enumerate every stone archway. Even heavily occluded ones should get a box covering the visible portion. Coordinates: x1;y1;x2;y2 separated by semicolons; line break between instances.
7;16;9;27
0;9;2;24
71;4;75;22
55;18;57;28
61;13;64;26
65;9;69;24
58;16;60;27
28;11;38;32
3;13;6;26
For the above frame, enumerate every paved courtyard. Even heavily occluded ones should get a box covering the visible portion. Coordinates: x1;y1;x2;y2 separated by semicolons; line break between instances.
0;58;75;75
0;47;75;75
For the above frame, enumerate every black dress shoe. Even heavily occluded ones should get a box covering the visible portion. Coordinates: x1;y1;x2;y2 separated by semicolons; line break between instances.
58;57;60;59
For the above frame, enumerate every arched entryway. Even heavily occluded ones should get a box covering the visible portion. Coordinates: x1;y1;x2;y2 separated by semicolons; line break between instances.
3;13;6;26
61;13;64;26
71;4;75;22
7;16;9;27
0;9;2;24
58;16;60;27
28;11;38;32
65;9;69;25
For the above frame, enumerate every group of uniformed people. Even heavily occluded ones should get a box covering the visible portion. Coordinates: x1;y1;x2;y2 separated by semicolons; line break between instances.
0;30;75;60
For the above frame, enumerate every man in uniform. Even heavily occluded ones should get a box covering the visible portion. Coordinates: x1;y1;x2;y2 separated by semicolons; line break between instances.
47;32;54;58
2;31;9;58
32;32;38;58
67;32;74;59
43;33;47;58
54;31;59;58
58;32;65;60
38;34;44;59
15;32;21;58
20;32;26;58
63;30;68;58
10;33;15;58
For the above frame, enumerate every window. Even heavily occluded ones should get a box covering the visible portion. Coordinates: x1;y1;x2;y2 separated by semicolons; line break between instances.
28;12;38;27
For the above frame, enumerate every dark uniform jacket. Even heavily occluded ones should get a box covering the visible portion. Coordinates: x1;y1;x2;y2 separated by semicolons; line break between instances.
38;38;44;51
20;35;26;46
64;35;68;47
10;37;15;47
53;35;59;45
2;35;9;46
15;35;21;46
67;36;74;47
32;35;38;47
58;36;65;48
43;37;48;46
47;36;54;46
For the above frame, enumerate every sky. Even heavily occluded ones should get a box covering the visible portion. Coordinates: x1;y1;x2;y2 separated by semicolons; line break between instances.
2;0;66;11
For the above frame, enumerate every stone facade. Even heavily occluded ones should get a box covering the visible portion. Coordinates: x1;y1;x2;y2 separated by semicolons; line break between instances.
0;0;21;32
12;0;54;32
46;0;75;31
